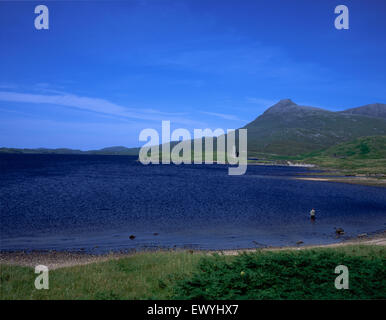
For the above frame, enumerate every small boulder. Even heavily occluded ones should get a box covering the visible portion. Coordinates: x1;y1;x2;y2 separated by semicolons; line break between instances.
129;235;136;240
296;240;304;245
335;228;345;235
357;233;367;238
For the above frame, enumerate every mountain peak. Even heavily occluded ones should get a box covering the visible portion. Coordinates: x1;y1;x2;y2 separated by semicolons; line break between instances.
275;99;297;107
258;99;331;119
262;99;299;115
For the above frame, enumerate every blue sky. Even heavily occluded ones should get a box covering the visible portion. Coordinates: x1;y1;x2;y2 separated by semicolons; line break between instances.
1;0;385;149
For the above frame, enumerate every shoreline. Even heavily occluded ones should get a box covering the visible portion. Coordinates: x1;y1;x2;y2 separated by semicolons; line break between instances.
1;232;385;270
247;163;386;187
248;161;386;187
295;176;386;187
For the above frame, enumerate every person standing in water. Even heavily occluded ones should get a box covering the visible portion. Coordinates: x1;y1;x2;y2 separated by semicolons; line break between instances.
310;208;316;220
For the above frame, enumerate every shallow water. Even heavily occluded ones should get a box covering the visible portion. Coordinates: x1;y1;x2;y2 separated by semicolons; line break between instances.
0;154;385;253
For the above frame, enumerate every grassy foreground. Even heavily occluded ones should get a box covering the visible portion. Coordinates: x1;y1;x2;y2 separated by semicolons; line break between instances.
1;245;385;300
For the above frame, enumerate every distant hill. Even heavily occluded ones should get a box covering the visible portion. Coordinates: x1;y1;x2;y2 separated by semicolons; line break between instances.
242;99;386;156
86;146;140;155
0;147;84;154
340;103;386;119
0;146;140;156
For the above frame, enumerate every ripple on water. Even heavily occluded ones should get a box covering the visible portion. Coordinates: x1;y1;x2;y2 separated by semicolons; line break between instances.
0;154;385;252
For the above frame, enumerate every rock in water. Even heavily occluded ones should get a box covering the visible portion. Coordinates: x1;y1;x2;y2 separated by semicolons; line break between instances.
335;228;345;235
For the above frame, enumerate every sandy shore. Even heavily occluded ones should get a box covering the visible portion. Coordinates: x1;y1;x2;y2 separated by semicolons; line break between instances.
1;232;385;270
295;176;386;187
0;251;135;270
218;232;386;256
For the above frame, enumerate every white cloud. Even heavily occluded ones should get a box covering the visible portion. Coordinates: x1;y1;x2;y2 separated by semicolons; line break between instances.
0;91;204;126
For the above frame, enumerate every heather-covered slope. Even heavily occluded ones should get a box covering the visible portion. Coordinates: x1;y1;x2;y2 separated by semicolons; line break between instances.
243;99;386;156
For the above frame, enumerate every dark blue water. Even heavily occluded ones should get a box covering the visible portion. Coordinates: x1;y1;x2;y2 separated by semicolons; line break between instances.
0;154;385;252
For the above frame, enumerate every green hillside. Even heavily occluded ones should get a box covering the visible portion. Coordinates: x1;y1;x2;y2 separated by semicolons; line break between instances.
243;100;386;156
303;136;386;159
295;136;386;175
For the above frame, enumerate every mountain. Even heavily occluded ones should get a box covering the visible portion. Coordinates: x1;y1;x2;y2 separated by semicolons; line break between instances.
242;99;386;156
339;103;386;119
1;99;385;158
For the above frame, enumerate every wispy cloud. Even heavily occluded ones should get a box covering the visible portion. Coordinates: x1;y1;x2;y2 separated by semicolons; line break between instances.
0;91;204;126
200;111;244;121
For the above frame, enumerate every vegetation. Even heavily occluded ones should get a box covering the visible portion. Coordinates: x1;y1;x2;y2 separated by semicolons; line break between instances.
1;245;385;300
244;100;386;156
290;136;386;175
174;246;386;299
0;251;203;300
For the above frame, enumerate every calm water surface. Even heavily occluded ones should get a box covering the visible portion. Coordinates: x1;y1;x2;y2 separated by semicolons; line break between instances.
0;154;385;252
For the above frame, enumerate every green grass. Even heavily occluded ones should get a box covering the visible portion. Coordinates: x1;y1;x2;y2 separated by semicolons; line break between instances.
297;136;386;175
0;251;204;300
261;136;386;175
1;245;385;300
